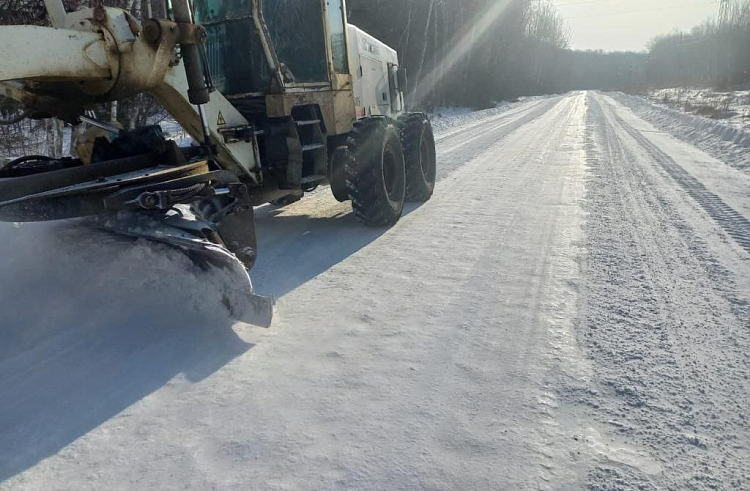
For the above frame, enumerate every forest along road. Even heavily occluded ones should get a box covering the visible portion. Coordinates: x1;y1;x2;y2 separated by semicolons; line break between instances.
1;91;749;490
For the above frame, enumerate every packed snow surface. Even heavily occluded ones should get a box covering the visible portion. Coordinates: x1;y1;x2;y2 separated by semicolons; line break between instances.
1;92;749;490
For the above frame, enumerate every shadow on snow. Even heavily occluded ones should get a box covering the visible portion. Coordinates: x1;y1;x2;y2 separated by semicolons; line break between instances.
0;198;422;483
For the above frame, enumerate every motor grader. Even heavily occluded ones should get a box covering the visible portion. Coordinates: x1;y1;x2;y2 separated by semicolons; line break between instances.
0;0;437;325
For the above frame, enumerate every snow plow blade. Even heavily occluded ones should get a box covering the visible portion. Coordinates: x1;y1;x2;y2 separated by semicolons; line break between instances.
88;211;275;328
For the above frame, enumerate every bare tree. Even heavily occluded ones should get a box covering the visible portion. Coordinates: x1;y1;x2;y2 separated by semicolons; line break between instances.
646;0;750;90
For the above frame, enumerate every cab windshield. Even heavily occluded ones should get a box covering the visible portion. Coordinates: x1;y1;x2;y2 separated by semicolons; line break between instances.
193;0;250;23
192;0;330;90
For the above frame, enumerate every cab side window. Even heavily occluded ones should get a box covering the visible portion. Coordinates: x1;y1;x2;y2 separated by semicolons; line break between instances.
326;0;348;74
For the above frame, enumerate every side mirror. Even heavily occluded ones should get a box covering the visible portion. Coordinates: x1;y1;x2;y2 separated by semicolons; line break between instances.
397;66;408;93
388;64;405;113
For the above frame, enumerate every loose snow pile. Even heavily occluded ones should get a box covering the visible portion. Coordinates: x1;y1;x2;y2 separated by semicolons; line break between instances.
0;220;242;362
0;220;254;483
611;91;750;172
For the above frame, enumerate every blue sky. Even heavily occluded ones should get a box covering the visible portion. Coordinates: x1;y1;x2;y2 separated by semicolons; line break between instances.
551;0;721;52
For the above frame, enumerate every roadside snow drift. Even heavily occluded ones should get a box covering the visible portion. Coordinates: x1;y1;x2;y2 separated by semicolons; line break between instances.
609;92;750;172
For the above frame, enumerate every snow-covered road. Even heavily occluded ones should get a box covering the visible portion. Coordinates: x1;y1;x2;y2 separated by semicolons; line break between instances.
1;92;748;490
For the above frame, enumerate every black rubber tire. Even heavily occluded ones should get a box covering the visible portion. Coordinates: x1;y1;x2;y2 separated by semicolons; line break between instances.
398;113;436;202
345;118;406;226
328;145;350;202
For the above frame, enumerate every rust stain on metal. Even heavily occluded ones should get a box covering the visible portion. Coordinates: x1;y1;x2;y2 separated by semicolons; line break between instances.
176;23;207;45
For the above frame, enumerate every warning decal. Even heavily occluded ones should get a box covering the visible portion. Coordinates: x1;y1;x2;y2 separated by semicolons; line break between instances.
217;111;226;126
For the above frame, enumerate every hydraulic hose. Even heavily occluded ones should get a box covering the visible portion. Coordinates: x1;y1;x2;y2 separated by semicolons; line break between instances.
171;0;210;105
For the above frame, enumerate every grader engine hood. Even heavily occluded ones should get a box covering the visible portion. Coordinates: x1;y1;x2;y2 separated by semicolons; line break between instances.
195;0;348;96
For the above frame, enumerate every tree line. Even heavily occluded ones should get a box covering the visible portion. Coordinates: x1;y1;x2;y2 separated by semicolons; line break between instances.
348;0;574;109
646;0;750;90
347;0;649;108
349;0;749;109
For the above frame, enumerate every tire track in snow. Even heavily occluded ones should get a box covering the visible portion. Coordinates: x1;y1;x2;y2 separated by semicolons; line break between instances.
577;93;750;489
609;109;750;254
434;97;560;145
435;97;564;181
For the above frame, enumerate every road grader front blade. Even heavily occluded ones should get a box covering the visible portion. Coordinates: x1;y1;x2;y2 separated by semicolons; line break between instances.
88;211;275;328
0;148;274;328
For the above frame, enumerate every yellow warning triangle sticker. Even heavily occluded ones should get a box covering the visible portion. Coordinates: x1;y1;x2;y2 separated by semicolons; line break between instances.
217;111;226;126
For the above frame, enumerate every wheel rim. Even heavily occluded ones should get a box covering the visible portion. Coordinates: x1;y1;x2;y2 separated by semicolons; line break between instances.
382;145;399;200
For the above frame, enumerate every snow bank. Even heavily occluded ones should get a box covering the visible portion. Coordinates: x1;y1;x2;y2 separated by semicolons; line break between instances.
611;92;750;172
648;87;750;131
430;97;548;135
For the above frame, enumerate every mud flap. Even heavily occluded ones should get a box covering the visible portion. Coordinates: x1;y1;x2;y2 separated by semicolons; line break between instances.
87;211;275;327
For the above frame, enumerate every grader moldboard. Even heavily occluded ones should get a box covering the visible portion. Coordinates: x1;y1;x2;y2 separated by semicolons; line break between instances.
0;0;437;326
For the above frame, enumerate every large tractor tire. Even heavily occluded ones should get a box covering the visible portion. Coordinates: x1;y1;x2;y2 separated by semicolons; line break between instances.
397;113;437;202
345;118;406;226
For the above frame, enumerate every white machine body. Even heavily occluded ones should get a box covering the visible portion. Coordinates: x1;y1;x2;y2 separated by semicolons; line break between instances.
347;25;404;120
